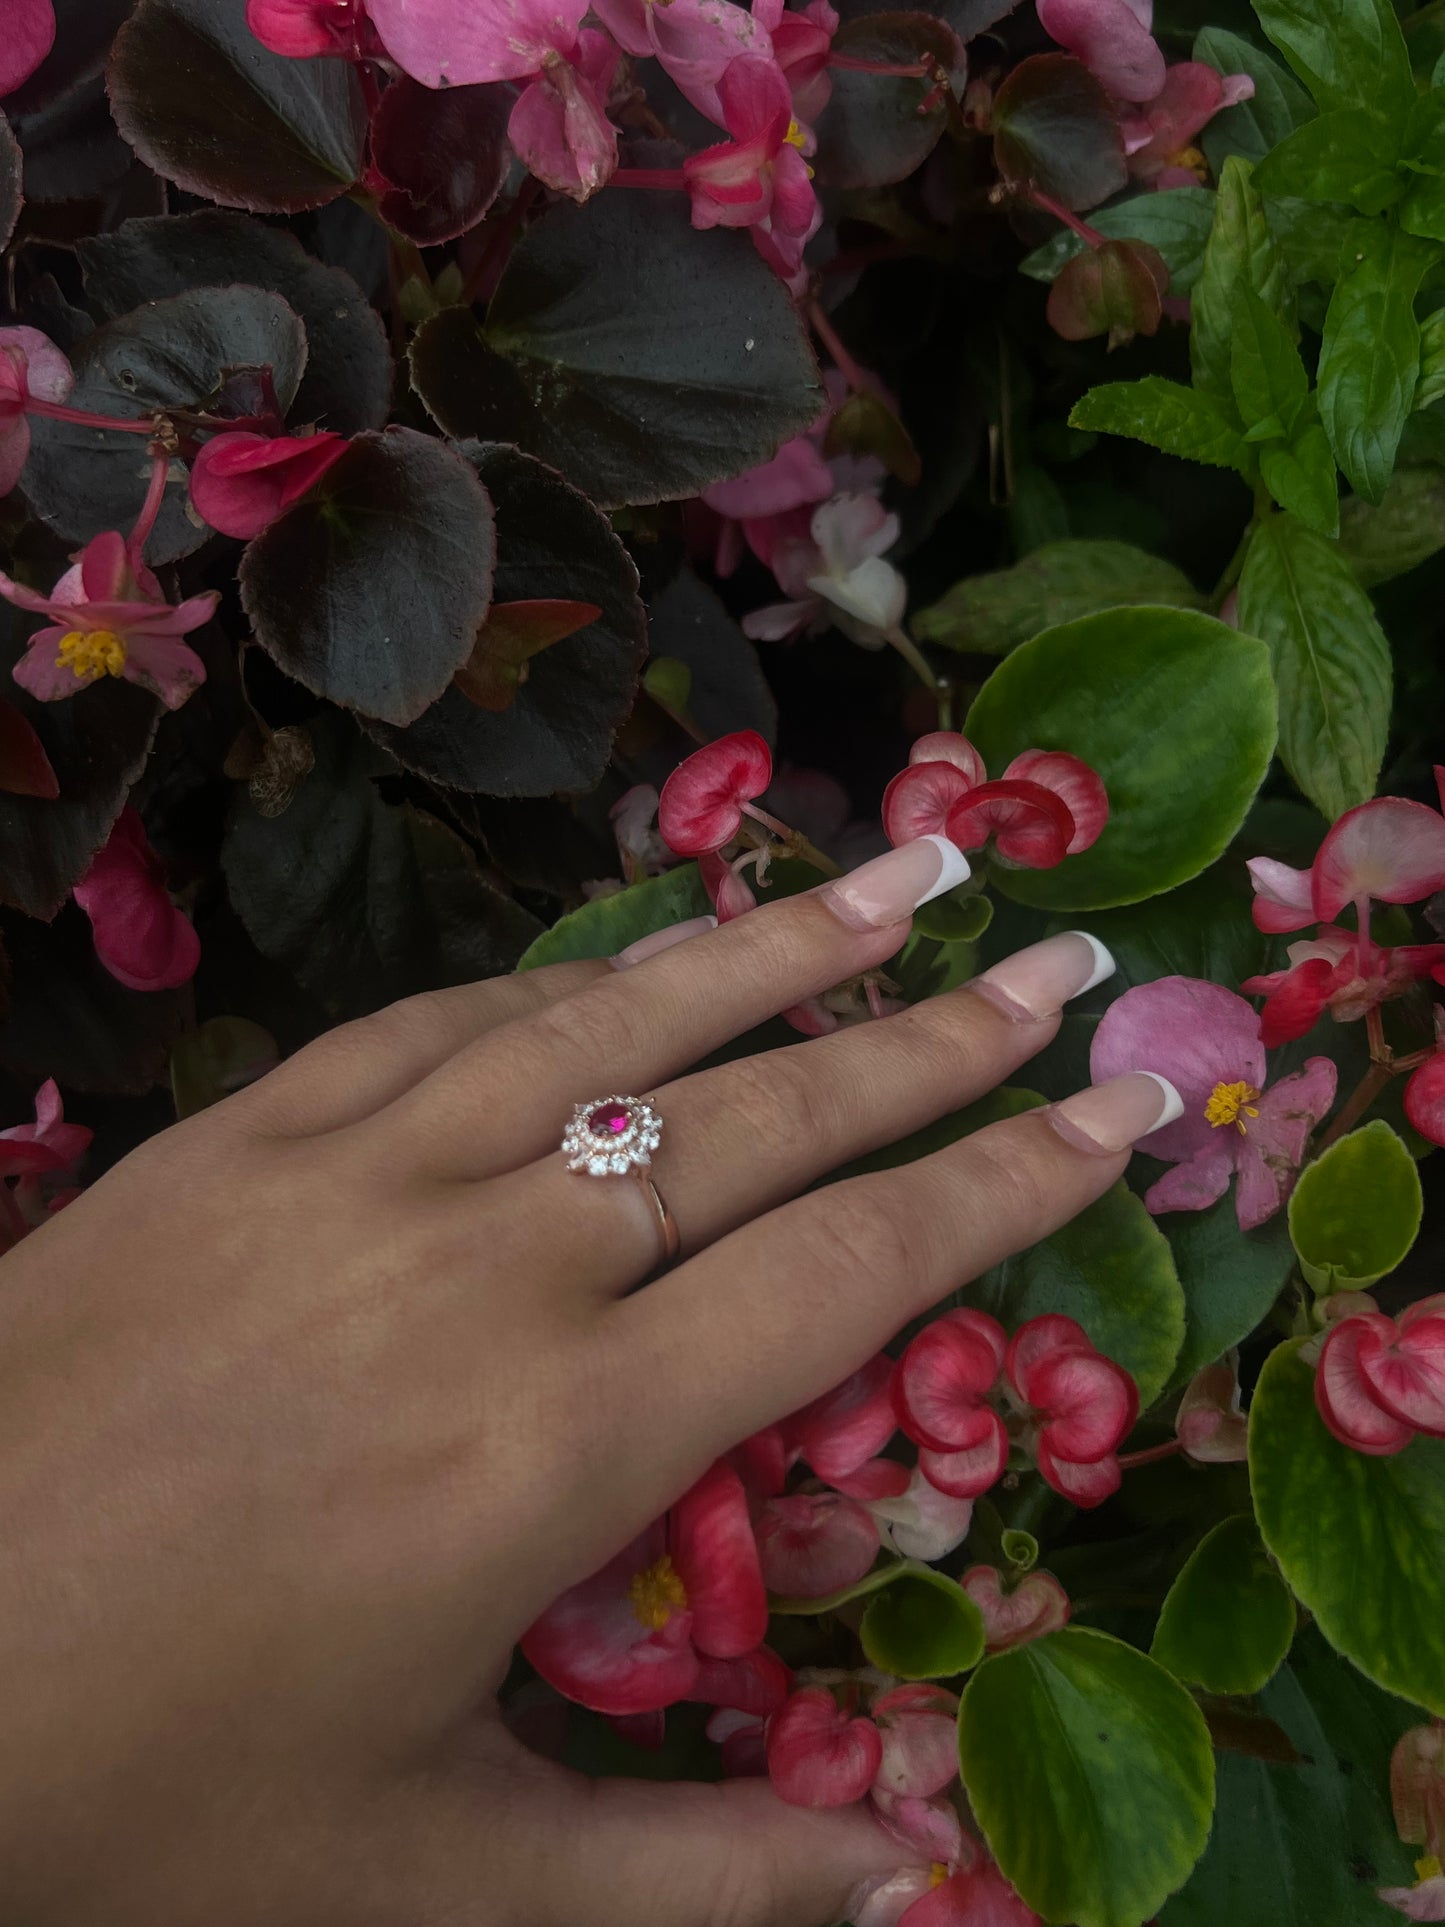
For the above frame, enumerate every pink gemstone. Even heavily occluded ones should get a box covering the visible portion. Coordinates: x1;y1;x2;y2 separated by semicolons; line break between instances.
589;1103;632;1136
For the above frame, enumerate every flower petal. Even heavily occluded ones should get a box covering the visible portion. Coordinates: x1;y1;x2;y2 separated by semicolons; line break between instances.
961;1566;1070;1651
766;1685;882;1806
868;1466;974;1561
1001;749;1108;854
1356;1309;1445;1436
1090;975;1266;1161
1312;797;1445;921
1315;1317;1416;1456
1037;0;1166;99
1036;1441;1123;1506
754;1490;880;1596
1405;1053;1445;1150
892;1309;1007;1452
945;778;1074;868
1246;855;1316;933
658;729;773;855
670;1459;768;1658
918;1416;1010;1499
882;759;977;846
909;730;987;785
789;1353;899;1481
871;1682;960;1798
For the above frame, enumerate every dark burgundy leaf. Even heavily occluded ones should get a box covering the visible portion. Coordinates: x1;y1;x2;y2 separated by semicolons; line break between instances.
0;111;21;249
0;695;58;800
13;72;132;202
644;569;778;746
813;12;963;190
1047;238;1169;346
369;77;510;245
993;52;1127;213
5;0;133;117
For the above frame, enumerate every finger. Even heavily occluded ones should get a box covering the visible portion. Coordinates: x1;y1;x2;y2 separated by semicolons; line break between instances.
515;931;1113;1291
610;1071;1181;1506
380;837;973;1178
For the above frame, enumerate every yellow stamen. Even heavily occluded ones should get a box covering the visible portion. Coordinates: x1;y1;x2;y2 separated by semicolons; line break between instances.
1204;1079;1261;1135
55;628;127;680
1418;1854;1443;1883
928;1863;950;1889
628;1554;688;1631
784;119;807;149
1165;143;1208;181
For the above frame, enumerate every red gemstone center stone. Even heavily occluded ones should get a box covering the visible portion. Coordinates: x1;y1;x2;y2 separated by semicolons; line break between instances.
589;1103;632;1135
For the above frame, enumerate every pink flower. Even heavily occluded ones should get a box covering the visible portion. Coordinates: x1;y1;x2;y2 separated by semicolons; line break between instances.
766;1683;884;1805
1004;1315;1137;1506
189;430;348;541
609;784;675;883
683;56;819;263
73;807;201;993
753;1490;881;1596
961;1565;1070;1651
0;530;216;711
882;731;1108;872
245;0;373;58
658;728;773;856
853;1841;1042;1927
508;30;620;200
0;326;74;496
1380;1723;1445;1921
366;0;586;82
1315;1297;1445;1458
0;0;55;96
0;1079;90;1180
1175;1358;1249;1464
1242;926;1445;1048
786;1353;905;1498
701;431;835;529
870;1683;961;1798
590;0;771;124
1121;62;1254;184
1036;0;1165;103
520;1460;769;1715
866;1466;974;1562
1091;975;1337;1231
742;493;906;644
754;0;838;124
892;1308;1011;1500
1406;1044;1445;1151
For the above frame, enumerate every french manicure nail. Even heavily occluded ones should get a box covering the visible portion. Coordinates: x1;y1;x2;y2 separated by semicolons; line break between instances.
611;915;717;969
816;834;972;932
969;930;1115;1024
1048;1072;1183;1155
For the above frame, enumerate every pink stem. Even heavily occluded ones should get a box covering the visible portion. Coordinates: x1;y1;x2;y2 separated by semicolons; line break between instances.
827;51;930;75
1117;1439;1182;1471
129;450;172;555
610;167;688;193
1028;188;1106;249
26;397;155;435
807;298;872;395
741;801;794;840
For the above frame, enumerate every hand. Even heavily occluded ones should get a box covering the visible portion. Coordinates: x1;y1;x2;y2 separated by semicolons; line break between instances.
0;836;1177;1926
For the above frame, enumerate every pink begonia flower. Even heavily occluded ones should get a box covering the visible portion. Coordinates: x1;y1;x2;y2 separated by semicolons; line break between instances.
892;1308;1011;1500
1036;0;1165;103
189;429;348;541
1175;1358;1249;1463
658;727;773;856
787;1353;906;1497
366;0;586;82
73;807;201;993
753;0;838;124
766;1684;883;1806
1004;1314;1137;1506
0;530;216;710
1380;1724;1445;1921
1246;854;1316;934
852;1840;1042;1927
1242;925;1445;1049
683;55;819;281
0;1079;90;1180
882;731;1108;871
1300;796;1445;928
871;1683;960;1799
1406;1041;1445;1150
245;0;374;58
591;0;771;124
866;1466;974;1562
1091;975;1337;1231
1121;62;1254;184
508;30;620;200
0;326;74;497
1315;1297;1445;1458
961;1565;1070;1651
743;493;906;644
701;432;835;527
520;1459;769;1715
753;1489;881;1596
0;0;55;96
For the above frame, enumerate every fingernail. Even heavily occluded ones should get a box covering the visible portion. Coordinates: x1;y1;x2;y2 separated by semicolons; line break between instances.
817;835;972;932
611;915;717;969
1049;1072;1183;1154
969;930;1115;1024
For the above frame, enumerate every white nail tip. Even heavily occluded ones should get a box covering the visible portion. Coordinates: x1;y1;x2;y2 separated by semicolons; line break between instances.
917;833;972;904
1140;1071;1185;1130
1063;930;1116;996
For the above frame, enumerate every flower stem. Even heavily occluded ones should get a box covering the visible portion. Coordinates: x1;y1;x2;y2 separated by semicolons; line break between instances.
739;806;843;878
1316;1060;1395;1153
128;449;172;555
609;167;688;192
807;298;871;395
884;624;939;692
26;397;156;435
827;51;930;75
1027;188;1105;248
1117;1439;1182;1471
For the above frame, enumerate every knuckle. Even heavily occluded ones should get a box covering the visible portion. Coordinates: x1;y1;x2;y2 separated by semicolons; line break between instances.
791;1178;917;1288
716;1048;859;1160
524;981;652;1071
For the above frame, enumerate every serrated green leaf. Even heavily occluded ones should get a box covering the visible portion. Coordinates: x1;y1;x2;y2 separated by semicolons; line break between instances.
1401;172;1445;244
1230;284;1309;426
1317;222;1438;502
1237;513;1391;819
1263;192;1356;287
1251;0;1413;117
1070;377;1250;470
1418;307;1445;411
1193;155;1291;404
1337;464;1445;583
1019;187;1215;293
1151;1514;1296;1695
1195;28;1316;170
1260;417;1340;536
1288;1119;1423;1291
1250;1340;1445;1714
1253;109;1403;214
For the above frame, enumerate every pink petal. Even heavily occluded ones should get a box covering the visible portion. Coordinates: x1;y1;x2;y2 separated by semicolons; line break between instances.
729;1424;788;1500
1356;1310;1445;1436
507;53;618;201
961;1566;1070;1651
1001;749;1108;854
366;0;590;81
1218;71;1255;107
1127;62;1224;175
892;1309;1008;1452
0;0;55;99
189;430;347;540
1003;1311;1092;1398
851;1869;940;1927
12;630;103;702
871;1788;968;1867
645;0;773;125
789;1354;899;1482
868;1467;974;1562
1387;1722;1445;1851
945;778;1074;868
1036;1441;1123;1506
1244;955;1338;1048
1036;0;1166;100
72;807;200;992
657;729;772;855
692;1641;792;1716
0;416;30;496
1376;1872;1445;1920
79;530;134;605
766;1686;882;1807
1027;1346;1139;1462
904;1863;1042;1927
1175;1360;1249;1463
1312;798;1445;921
1090;975;1266;1163
702;435;834;520
754;1491;880;1596
771;143;819;236
1234;1056;1337;1230
1143;1148;1234;1217
716;50;793;144
882;760;977;846
918;1417;1010;1500
698;850;758;922
588;0;651;55
1405;1053;1445;1149
670;1460;768;1659
122;633;209;712
740;595;820;641
828;1455;912;1500
245;0;359;57
910;731;987;785
0;325;72;406
871;1682;960;1799
1315;1317;1416;1456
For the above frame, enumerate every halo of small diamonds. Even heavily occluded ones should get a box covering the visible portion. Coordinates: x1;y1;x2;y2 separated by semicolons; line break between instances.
561;1095;663;1176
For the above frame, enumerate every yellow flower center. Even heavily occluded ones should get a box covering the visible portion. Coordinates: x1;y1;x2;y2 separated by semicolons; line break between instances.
928;1863;950;1889
55;628;128;680
628;1554;688;1631
1418;1854;1443;1883
784;119;807;149
1165;143;1209;180
1205;1080;1261;1134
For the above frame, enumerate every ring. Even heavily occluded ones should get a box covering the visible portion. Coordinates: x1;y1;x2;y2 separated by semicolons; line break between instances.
561;1095;679;1273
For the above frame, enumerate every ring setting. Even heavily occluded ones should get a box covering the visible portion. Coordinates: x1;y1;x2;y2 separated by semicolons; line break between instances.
562;1095;663;1176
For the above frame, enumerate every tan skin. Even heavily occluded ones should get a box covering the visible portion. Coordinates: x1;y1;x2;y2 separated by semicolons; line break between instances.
0;882;1168;1926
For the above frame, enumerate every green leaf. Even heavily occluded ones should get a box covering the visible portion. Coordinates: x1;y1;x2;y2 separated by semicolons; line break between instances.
1250;1340;1445;1714
972;1173;1184;1407
1193;156;1291;406
1160;1627;1419;1926
959;1627;1215;1927
408;194;821;510
964;606;1277;910
911;539;1203;656
1237;512;1391;821
106;0;366;212
517;866;711;971
1078;866;1277;1003
1337;465;1445;584
238;428;498;729
1164;1194;1297;1392
1263;193;1356;288
1317;223;1438;503
859;1568;986;1679
991;51;1127;212
1287;1119;1423;1291
1194;27;1316;170
1418;307;1445;412
1259;416;1340;538
1151;1514;1297;1695
1251;0;1413;117
910;882;995;942
1398;174;1445;244
1230;284;1309;427
770;1557;907;1617
1019;187;1216;293
1070;377;1250;470
1252;110;1404;214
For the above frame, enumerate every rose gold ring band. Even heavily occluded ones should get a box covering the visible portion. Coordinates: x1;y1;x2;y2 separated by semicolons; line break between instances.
638;1174;681;1275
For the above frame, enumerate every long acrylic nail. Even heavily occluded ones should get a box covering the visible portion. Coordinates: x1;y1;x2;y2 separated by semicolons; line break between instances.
1048;1072;1183;1154
816;834;972;932
611;915;717;969
969;930;1114;1024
